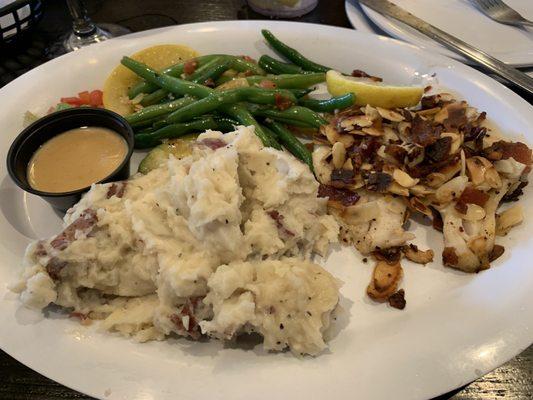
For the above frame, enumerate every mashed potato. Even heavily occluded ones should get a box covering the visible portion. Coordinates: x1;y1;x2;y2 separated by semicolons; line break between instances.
13;126;341;356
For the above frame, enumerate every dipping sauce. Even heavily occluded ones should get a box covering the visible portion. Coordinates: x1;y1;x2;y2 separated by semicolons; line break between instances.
27;127;127;193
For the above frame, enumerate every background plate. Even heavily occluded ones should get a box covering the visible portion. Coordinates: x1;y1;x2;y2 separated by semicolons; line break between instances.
358;0;533;67
0;21;532;400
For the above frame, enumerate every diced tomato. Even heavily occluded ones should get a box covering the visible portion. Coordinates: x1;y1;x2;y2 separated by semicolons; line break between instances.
77;91;91;105
60;96;84;106
89;90;103;107
183;60;198;75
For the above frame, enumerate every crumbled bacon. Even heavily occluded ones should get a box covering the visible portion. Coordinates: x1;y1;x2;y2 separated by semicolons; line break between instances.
34;241;48;257
484;141;532;165
388;289;406;310
106;182;127;199
330;169;355;186
443;103;468;131
199;138;226;150
267;210;295;237
274;93;293;111
318;184;360;206
183;60;199;75
430;207;443;232
259;79;277;89
50;209;98;250
373;247;402;264
457;186;489;207
170;297;203;339
240;55;256;63
348;137;381;166
366;172;392;193
410;115;441;146
204;78;216;88
384;144;407;163
46;258;68;281
503;181;528;202
351;69;382;82
425;136;452;163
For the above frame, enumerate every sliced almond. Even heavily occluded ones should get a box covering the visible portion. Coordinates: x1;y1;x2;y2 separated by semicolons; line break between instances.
461;204;486;221
367;260;403;300
332;142;346;169
388;182;409;196
496;204;523;236
364;104;380;121
376;107;404;122
409;184;434;197
340;115;373;129
321;124;340;144
403;244;434;264
393;169;419;188
441;132;463;154
336;133;355;148
416;107;441;117
361;127;384;137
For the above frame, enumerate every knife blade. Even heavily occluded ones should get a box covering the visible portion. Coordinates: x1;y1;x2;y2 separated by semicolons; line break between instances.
359;0;533;95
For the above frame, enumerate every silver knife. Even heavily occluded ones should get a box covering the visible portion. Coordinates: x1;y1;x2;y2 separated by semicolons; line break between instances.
359;0;533;95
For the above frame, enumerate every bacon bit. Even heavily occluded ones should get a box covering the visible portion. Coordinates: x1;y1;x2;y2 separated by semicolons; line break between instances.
366;172;392;192
259;79;277;89
443;103;468;131
204;78;216;88
373;247;402;264
503;181;528;202
385;144;407;163
50;209;98;250
400;109;413;122
170;298;202;339
485;141;532;165
430;207;443;232
458;186;489;207
349;137;381;166
183;60;199;75
442;247;458;266
489;245;505;262
34;241;48;257
199;138;226;150
318;184;360;206
274;93;293;111
46;258;68;281
424;85;432;93
330;168;355;186
388;289;406;310
240;55;256;63
410;115;441;147
70;312;88;320
267;210;295;237
425;136;452;163
454;200;468;215
351;69;382;82
106;182;127;199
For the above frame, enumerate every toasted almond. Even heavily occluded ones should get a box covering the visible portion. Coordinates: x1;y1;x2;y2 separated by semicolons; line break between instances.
410;184;434;197
433;107;448;124
393;169;419;188
364;104;380;121
416;107;441;116
340;115;373;129
332;142;346;169
442;132;463;154
367;260;403;300
376;107;404;122
321;124;340;144
409;197;432;216
397;121;411;138
496;204;523;236
461;204;486;221
434;175;468;204
382;126;400;143
403;244;434;264
343;157;353;171
336;133;355;148
361;127;384;137
388;182;410;196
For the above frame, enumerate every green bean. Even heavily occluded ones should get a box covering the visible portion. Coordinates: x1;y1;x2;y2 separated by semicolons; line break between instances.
264;120;313;171
134;118;218;149
127;97;196;126
251;105;327;129
140;57;233;107
258;55;308;75
122;57;280;149
128;54;219;99
290;88;314;98
261;30;331;73
221;104;281;149
213;115;240;132
298;93;355;112
165;88;297;124
229;57;265;75
246;73;325;89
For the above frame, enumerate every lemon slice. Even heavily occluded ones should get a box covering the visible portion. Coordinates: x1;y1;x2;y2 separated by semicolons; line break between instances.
326;70;423;109
103;44;199;116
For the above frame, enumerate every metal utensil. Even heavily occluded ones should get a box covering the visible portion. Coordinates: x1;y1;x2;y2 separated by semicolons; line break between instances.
359;0;533;95
471;0;533;28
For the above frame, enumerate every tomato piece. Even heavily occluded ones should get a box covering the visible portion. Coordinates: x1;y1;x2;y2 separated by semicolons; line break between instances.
78;91;91;104
60;97;83;106
89;90;103;107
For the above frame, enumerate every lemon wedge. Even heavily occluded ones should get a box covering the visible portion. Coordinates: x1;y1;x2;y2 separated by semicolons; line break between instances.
326;70;423;109
103;44;199;116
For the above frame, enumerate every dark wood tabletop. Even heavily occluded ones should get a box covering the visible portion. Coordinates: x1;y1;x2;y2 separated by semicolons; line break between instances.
0;0;531;399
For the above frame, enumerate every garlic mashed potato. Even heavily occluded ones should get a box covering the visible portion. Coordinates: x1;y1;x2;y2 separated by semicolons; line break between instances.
13;126;341;356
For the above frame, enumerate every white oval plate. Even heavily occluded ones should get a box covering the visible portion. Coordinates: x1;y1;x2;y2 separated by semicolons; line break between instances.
356;0;533;67
0;21;532;400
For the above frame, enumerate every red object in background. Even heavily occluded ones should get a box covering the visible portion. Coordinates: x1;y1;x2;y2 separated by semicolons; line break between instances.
60;90;103;107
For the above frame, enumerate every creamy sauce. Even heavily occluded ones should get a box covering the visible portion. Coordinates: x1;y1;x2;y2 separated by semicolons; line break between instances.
27;127;127;193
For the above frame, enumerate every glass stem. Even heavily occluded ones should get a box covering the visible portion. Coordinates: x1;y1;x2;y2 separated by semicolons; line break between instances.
66;0;96;37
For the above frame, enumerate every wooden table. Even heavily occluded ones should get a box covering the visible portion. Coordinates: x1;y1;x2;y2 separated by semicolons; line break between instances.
0;1;531;399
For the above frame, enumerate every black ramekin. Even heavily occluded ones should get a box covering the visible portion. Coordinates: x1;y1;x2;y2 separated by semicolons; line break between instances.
7;107;134;212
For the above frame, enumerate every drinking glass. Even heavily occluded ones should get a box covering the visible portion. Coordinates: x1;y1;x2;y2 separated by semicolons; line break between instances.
247;0;318;17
